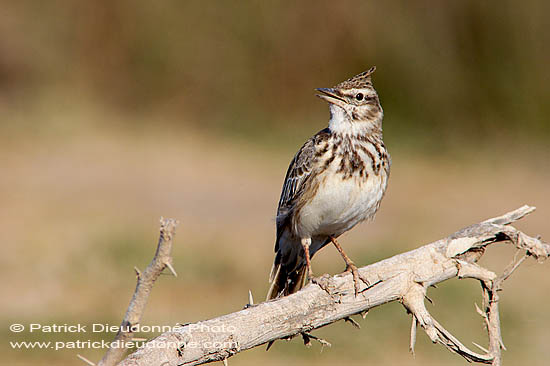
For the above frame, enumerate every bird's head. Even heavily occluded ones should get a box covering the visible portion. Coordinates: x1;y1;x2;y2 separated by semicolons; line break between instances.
317;67;382;134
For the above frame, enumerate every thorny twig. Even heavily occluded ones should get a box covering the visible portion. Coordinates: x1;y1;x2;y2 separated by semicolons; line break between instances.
405;207;548;365
84;218;179;366
118;206;548;366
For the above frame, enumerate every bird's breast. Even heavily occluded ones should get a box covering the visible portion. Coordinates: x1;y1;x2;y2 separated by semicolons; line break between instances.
294;160;388;238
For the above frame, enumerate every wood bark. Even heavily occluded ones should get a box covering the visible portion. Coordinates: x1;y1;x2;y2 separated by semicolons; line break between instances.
96;218;179;366
115;206;548;366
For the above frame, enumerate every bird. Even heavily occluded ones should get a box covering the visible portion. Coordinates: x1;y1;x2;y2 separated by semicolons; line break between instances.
267;66;390;300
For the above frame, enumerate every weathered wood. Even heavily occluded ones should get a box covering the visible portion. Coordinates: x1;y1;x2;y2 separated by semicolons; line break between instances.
118;206;549;366
97;218;179;366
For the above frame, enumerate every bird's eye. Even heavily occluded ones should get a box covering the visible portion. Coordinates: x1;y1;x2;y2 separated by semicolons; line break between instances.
355;93;364;101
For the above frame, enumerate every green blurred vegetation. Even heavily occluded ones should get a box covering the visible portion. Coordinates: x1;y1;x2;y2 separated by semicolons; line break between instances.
1;1;549;151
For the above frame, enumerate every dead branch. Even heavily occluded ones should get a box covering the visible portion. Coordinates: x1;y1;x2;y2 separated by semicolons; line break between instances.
94;218;179;366
118;206;549;366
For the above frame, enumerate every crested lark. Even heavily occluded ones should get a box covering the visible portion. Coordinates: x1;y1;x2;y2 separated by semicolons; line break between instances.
267;67;390;299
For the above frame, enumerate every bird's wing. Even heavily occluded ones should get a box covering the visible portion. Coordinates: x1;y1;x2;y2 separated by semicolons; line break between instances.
274;127;331;255
271;128;331;285
277;146;313;213
277;128;330;214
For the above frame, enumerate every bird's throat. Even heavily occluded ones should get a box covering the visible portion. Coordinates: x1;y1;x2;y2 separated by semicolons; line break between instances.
328;105;382;138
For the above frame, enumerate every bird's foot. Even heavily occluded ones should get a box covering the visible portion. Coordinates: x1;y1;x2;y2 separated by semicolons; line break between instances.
343;262;369;297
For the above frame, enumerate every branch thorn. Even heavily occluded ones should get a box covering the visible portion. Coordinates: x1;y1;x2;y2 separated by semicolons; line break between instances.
302;332;331;348
425;295;434;305
248;290;254;306
409;316;417;356
165;261;178;277
471;341;489;353
77;354;96;366
344;316;361;329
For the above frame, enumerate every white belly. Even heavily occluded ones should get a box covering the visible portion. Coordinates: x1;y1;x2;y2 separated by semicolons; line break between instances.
296;171;386;238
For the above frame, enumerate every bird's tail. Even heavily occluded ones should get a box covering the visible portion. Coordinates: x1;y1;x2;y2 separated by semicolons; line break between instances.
266;261;308;300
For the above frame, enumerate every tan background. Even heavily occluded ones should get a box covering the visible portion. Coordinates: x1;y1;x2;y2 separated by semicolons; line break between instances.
1;1;549;365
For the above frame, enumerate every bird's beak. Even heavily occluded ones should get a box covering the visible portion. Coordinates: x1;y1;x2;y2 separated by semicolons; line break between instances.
316;88;346;108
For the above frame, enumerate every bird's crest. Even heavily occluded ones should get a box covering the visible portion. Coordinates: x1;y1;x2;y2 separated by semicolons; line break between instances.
335;66;376;89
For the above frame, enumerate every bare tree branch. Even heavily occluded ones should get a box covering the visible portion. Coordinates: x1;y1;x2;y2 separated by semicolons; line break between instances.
95;218;179;366
118;205;549;366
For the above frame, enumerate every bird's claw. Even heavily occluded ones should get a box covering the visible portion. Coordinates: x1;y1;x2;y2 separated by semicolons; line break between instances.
343;262;369;296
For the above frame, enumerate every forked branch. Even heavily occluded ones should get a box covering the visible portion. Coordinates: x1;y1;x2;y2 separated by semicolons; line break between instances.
118;206;548;366
94;218;179;366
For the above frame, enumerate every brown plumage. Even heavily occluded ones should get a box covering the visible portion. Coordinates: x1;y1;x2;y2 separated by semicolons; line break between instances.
267;67;390;300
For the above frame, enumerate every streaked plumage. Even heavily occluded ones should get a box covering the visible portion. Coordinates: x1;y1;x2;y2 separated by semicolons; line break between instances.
267;67;390;299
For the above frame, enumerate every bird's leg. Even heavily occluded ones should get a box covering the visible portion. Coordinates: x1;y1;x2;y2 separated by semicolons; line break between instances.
301;238;331;294
330;236;369;296
301;238;314;279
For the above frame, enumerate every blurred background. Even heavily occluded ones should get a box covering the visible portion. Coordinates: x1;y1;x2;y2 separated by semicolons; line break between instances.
1;1;549;365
